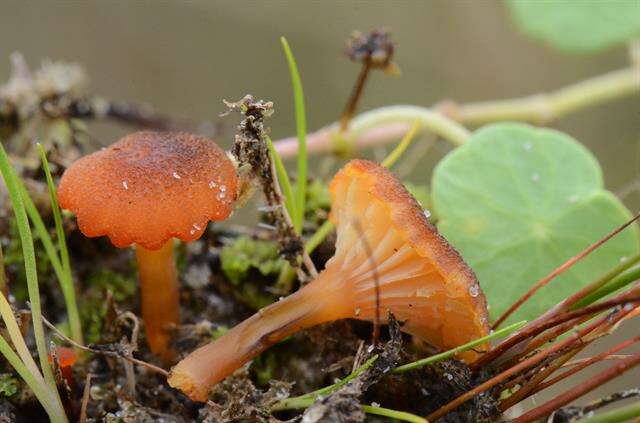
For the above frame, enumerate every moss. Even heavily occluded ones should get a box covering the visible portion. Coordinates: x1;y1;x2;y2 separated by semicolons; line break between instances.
0;374;17;397
80;268;136;344
305;179;331;218
220;236;285;285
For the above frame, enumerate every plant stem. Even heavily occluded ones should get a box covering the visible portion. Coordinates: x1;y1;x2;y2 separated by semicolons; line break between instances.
37;144;83;345
572;263;640;309
460;68;640;125
394;320;526;373
0;145;65;413
361;405;428;423
0;291;43;378
266;135;298;226
0;335;66;422
0;243;4;293
576;399;640;423
280;37;308;233
348;105;470;147
304;220;334;255
272;354;378;411
381;120;421;168
273;67;640;159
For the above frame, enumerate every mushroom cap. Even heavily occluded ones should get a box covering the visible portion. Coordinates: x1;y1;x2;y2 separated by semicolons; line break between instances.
58;131;238;250
326;159;489;360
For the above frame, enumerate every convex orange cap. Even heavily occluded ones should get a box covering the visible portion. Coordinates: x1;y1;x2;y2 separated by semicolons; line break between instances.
58;131;238;250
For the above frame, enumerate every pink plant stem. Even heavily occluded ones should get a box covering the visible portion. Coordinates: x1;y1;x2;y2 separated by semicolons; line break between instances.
274;123;411;159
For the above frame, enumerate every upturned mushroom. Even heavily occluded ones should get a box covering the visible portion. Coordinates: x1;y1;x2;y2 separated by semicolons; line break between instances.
58;131;238;361
168;159;488;401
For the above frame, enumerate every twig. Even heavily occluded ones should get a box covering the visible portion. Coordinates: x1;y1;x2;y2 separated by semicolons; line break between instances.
492;212;640;329
116;312;139;397
512;353;640;423
79;373;92;423
273;67;640;158
227;95;317;278
41;315;168;377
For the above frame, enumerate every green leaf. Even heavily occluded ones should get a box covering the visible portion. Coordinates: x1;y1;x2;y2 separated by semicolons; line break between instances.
507;0;640;54
432;123;639;324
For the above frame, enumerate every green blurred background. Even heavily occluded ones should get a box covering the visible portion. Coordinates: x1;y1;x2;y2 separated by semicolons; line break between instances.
1;0;638;414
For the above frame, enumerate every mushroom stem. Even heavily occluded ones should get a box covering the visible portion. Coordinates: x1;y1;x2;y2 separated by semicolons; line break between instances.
135;241;180;362
168;271;343;401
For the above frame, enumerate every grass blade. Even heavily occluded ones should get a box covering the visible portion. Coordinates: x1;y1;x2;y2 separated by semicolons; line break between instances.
266;135;297;223
280;37;308;233
361;405;428;423
0;144;62;404
393;320;527;373
576;401;640;423
381;120;421;168
37;143;82;344
0;334;64;422
572;264;640;310
0;291;43;378
19;182;65;284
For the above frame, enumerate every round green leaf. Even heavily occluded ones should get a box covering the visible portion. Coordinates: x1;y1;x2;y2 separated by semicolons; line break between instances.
432;123;639;324
507;0;640;54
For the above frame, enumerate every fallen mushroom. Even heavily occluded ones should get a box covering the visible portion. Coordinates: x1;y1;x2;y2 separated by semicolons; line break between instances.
168;159;489;401
58;131;238;361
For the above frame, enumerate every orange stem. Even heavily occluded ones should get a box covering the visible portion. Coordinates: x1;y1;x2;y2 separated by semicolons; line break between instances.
136;242;180;363
168;272;343;401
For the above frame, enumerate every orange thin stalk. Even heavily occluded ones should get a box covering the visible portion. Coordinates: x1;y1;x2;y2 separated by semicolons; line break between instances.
136;242;180;363
492;212;640;330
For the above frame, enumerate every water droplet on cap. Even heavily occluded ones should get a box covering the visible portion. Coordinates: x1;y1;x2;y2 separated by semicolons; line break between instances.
172;171;181;179
469;284;480;297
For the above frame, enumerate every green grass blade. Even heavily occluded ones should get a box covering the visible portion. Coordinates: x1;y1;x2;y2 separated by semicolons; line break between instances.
19;182;65;283
0;145;61;400
361;405;428;423
37;143;82;344
0;243;5;292
305;220;334;255
266;135;297;223
280;37;308;233
572;262;640;310
576;401;640;423
272;355;378;411
393;320;527;373
381;120;421;168
0;334;65;422
0;291;43;378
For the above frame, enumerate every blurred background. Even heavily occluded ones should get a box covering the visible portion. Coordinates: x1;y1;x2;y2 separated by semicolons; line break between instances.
1;0;638;414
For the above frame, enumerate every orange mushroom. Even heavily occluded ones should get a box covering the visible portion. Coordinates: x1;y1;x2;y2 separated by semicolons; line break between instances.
58;131;238;361
168;159;488;401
